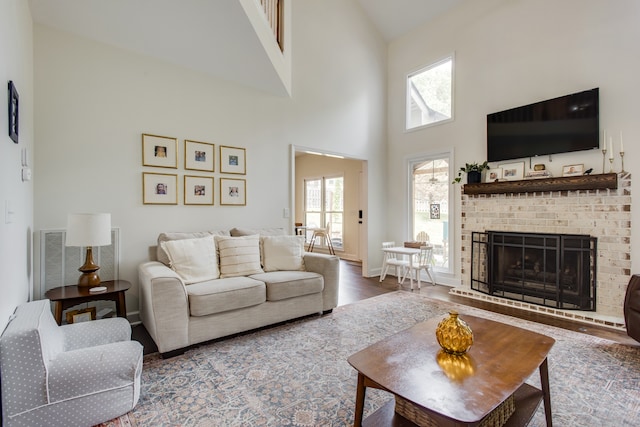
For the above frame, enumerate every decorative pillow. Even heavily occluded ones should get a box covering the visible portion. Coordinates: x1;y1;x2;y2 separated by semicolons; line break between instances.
230;227;285;237
160;236;219;284
156;230;230;265
215;235;264;278
261;235;305;272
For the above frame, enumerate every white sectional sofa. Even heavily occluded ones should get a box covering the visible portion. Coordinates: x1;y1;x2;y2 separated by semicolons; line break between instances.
138;227;340;357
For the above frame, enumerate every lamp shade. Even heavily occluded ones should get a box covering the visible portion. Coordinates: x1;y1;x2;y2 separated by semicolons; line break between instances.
65;213;112;247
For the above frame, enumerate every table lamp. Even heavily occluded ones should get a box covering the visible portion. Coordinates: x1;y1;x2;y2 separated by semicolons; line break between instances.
65;213;112;286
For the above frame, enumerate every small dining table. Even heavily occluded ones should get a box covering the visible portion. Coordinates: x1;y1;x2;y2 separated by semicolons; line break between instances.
380;246;421;289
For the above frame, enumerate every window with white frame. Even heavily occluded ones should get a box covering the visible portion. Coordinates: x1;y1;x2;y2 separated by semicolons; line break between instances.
304;176;344;250
406;55;453;130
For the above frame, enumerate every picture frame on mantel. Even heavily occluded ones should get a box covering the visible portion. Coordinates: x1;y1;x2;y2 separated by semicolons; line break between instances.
8;81;19;144
485;168;503;183
500;162;524;181
562;164;584;177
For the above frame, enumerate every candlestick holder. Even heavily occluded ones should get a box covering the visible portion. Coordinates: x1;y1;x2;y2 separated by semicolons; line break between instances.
602;147;607;174
620;151;625;173
609;157;614;173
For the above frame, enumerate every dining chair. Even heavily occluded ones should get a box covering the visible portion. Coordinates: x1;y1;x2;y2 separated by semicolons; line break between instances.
307;222;335;255
401;245;436;289
415;231;430;243
380;241;409;283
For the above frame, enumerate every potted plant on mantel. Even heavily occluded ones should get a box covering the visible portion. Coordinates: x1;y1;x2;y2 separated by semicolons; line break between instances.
452;161;490;184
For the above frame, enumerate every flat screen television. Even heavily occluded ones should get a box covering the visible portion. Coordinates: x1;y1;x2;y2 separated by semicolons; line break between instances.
487;88;599;162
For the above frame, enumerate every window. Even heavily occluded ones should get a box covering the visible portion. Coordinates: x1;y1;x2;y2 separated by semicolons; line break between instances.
304;176;343;250
406;55;453;130
409;154;451;272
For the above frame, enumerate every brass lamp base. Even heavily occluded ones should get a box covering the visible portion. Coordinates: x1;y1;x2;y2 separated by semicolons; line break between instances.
77;247;102;287
78;271;102;287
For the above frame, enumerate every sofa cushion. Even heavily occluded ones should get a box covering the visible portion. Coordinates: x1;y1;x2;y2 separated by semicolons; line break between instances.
261;235;305;272
230;227;285;237
186;277;266;316
250;271;324;301
215;235;264;278
157;230;230;265
161;236;219;284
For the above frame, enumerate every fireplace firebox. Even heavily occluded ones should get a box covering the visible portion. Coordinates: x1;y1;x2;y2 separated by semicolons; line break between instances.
471;231;596;311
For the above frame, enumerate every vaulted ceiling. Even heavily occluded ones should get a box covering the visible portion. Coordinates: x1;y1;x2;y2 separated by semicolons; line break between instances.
28;0;465;95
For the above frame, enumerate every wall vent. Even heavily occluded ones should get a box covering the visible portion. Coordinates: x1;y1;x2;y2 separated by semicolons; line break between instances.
39;228;120;299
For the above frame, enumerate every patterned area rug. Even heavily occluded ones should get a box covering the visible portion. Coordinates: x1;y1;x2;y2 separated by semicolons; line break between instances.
124;291;639;426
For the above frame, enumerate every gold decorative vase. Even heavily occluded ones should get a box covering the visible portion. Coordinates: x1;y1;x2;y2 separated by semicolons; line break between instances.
435;311;474;355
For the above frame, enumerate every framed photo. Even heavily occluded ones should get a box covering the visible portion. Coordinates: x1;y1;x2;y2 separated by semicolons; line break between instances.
65;307;96;324
142;134;178;168
500;162;525;181
562;164;584;177
185;140;215;172
8;81;19;144
485;168;503;183
220;178;246;206
184;175;214;205
220;145;246;175
143;172;178;205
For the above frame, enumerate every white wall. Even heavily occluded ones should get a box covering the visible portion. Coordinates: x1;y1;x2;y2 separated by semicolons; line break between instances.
387;0;640;284
0;0;34;331
33;0;387;314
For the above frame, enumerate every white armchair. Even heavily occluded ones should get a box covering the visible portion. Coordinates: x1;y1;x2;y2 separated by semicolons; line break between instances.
0;299;143;427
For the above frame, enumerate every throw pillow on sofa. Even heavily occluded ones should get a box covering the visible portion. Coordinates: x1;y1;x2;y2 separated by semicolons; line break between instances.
261;235;305;272
215;234;264;278
157;230;230;265
161;236;220;284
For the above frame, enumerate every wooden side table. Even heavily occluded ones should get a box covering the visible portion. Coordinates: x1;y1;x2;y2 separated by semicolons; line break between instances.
44;280;131;325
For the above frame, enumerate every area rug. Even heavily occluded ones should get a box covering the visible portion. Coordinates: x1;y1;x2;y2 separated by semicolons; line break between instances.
126;291;640;426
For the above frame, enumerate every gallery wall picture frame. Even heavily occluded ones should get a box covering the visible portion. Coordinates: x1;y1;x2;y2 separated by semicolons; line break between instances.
142;133;178;168
485;168;503;183
65;307;96;324
8;81;19;144
219;145;246;175
562;163;584;177
185;140;215;172
184;175;214;205
143;172;178;205
500;162;525;181
220;178;246;206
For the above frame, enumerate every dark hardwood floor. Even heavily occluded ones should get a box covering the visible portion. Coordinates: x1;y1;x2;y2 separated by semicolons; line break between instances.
133;259;638;355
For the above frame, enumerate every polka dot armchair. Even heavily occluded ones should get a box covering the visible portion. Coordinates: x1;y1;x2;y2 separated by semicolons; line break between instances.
0;299;143;427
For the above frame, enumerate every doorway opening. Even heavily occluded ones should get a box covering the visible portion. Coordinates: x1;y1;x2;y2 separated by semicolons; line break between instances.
292;147;367;268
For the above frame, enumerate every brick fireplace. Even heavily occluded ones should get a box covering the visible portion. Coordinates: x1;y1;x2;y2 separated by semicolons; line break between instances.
452;173;631;328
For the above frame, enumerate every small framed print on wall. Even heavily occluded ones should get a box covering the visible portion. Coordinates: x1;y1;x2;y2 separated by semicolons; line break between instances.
8;81;19;144
184;175;214;205
142;133;178;168
500;162;525;181
185;140;215;172
143;172;178;205
220;145;246;175
220;178;246;206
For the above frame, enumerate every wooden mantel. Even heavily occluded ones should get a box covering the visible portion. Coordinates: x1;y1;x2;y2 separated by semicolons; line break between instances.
463;173;618;195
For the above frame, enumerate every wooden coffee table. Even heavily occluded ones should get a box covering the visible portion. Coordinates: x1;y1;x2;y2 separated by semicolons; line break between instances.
45;280;131;325
348;314;555;426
